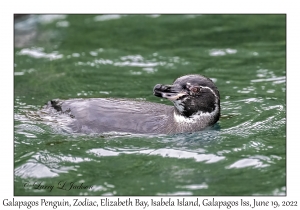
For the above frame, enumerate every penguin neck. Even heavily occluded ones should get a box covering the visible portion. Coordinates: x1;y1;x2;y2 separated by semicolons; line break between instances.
172;102;220;125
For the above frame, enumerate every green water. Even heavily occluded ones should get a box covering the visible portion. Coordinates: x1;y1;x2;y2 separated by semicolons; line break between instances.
14;14;286;196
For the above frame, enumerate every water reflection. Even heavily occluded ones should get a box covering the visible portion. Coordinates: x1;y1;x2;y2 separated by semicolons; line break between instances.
251;76;286;84
17;47;63;60
227;158;269;169
73;52;189;74
209;48;237;56
88;148;225;163
15;162;59;178
14;15;68;48
94;15;123;22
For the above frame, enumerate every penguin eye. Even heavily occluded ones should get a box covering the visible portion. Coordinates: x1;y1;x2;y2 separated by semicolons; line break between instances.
191;86;200;93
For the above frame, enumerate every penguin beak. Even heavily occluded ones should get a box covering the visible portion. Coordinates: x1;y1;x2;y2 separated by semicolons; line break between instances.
153;84;187;101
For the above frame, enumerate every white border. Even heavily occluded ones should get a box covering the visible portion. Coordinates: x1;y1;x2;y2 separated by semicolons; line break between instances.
2;0;299;209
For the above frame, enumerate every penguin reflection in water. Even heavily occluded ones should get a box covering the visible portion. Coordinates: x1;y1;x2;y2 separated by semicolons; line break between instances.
43;74;220;135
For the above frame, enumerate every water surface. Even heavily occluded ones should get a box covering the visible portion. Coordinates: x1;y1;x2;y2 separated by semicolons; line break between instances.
14;14;286;195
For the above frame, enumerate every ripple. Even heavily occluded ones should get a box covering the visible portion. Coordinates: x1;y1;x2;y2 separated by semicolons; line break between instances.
227;158;269;169
75;53;188;72
114;54;161;68
94;15;123;22
56;20;69;27
15;162;59;178
14;68;36;76
37;15;67;24
15;150;95;179
241;98;263;104
184;14;201;19
141;149;224;163
17;47;63;60
88;148;224;163
89;148;121;157
222;97;285;137
237;86;256;94
177;183;208;190
15;124;45;134
271;186;286;195
157;191;193;195
88;185;108;192
209;48;237;56
252;69;285;85
251;76;286;84
15;131;37;138
226;154;278;169
146;14;160;18
262;104;284;111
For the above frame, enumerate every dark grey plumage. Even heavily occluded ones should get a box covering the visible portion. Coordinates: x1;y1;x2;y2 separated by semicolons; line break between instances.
41;74;220;135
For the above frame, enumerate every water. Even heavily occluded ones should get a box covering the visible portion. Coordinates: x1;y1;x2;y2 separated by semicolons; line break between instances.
14;14;286;195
